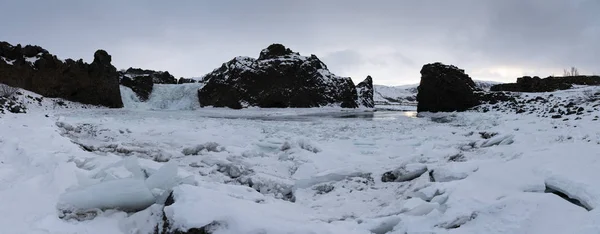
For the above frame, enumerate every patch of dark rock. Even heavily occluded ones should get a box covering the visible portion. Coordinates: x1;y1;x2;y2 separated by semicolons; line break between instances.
426;114;454;123
182;142;224;155
551;115;562;119
120;75;153;101
73;141;95;152
490;75;600;92
479;132;498;139
429;170;435;182
314;183;335;195
448;153;467;162
235;176;296;202
170;221;226;234
280;141;292;151
544;184;592;211
0;96;26;114
120;67;177;84
382;164;428;182
177;78;198;84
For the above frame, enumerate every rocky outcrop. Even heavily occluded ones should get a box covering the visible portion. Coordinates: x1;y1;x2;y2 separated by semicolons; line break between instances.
356;76;374;108
490;75;600;92
120;75;153;101
416;62;478;112
0;42;123;108
120;68;177;84
118;68;179;101
197;44;359;109
177;78;198;84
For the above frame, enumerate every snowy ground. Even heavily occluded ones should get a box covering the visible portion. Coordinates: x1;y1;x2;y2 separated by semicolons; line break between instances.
1;86;600;234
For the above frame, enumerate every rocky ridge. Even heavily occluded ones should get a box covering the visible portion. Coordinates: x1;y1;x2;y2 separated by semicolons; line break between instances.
0;41;123;108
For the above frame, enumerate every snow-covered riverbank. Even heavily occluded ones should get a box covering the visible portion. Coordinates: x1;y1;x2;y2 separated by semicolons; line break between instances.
1;86;600;233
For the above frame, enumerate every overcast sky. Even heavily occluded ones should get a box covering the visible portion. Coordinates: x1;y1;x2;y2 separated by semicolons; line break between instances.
1;0;598;85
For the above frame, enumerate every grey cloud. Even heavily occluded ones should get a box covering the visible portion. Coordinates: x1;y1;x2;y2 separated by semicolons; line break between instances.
0;0;597;84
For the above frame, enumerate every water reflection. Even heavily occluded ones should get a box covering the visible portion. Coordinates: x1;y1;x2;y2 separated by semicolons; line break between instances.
216;110;418;122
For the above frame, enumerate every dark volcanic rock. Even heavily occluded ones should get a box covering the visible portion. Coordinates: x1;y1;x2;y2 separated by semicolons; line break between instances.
491;75;600;92
118;68;178;101
121;67;177;84
356;76;374;108
198;44;359;109
381;164;428;182
0;42;123;108
417;62;478;112
178;78;198;84
120;75;153;101
0;95;27;114
475;91;516;105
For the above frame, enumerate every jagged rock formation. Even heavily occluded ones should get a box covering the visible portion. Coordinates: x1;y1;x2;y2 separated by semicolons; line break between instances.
120;75;153;101
197;44;359;109
120;68;177;84
0;41;123;108
177;78;198;84
118;68;179;101
490;75;600;92
356;76;374;108
416;62;478;112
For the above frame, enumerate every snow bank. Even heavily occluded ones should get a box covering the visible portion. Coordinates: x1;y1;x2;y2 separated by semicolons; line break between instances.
164;184;370;234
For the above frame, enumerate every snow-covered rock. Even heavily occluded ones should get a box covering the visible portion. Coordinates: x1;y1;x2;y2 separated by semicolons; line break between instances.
381;164;428;182
356;76;374;108
0;41;123;108
197;43;362;109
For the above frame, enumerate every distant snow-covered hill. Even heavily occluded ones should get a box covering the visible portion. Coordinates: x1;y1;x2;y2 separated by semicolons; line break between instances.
374;80;502;105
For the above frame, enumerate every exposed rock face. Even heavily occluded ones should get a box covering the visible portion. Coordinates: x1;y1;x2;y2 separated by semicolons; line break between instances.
0;42;123;108
198;44;359;109
416;62;478;112
490;75;600;92
118;68;179;101
120;67;177;84
356;76;374;108
177;78;198;84
120;75;153;101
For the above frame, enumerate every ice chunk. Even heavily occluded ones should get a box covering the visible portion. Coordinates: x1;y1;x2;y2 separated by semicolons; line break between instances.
431;163;479;182
294;171;371;189
57;178;156;216
480;134;515;148
93;157;146;181
145;161;180;192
